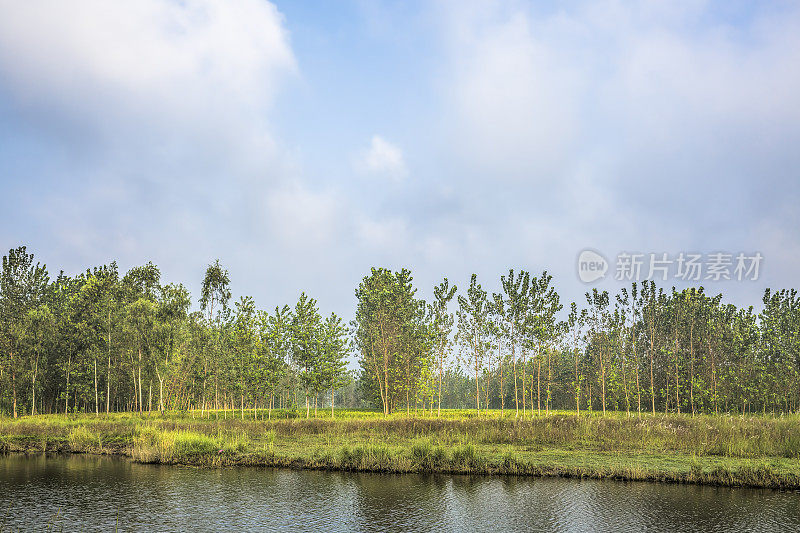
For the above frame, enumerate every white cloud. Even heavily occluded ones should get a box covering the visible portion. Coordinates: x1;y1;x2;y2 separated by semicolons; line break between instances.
436;0;800;232
0;0;295;148
356;135;407;181
357;215;409;250
265;182;345;248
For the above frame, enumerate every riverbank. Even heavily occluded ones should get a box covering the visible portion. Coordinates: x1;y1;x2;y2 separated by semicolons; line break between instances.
2;410;799;489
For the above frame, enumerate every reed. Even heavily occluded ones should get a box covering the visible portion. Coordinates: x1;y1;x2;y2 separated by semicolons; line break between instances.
2;409;800;488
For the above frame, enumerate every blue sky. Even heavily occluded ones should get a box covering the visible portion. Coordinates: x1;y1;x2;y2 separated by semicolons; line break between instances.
1;0;799;319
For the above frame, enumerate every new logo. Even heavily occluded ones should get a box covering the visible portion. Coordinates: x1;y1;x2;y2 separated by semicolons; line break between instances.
577;249;608;283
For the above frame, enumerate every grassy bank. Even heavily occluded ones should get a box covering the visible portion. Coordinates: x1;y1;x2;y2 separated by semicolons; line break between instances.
2;409;800;489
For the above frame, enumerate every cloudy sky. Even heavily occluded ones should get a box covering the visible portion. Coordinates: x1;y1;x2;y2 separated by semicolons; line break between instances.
1;0;798;318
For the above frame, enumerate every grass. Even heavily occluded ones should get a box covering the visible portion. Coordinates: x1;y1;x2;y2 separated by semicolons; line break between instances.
1;409;800;489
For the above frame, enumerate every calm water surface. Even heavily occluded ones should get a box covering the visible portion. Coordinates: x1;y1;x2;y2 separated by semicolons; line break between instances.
1;454;799;532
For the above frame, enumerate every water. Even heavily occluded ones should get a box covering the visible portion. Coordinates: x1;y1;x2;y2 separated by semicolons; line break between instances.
1;455;799;532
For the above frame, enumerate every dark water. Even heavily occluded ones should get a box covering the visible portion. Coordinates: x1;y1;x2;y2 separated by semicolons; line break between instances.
1;455;799;532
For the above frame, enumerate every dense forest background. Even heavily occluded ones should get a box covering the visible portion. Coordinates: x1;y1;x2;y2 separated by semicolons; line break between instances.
1;246;798;418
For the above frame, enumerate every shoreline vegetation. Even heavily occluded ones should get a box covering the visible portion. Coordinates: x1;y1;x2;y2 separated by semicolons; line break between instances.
2;410;800;490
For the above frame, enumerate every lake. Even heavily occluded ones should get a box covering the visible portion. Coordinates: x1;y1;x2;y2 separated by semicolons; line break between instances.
1;454;799;532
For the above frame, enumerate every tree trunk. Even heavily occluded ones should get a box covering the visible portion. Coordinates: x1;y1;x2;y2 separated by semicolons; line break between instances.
575;347;580;415
11;351;17;418
512;341;519;416
521;349;527;415
537;352;541;415
107;308;112;413
106;352;112;413
138;348;143;413
94;356;99;415
674;316;680;414
633;329;641;417
499;340;505;415
437;346;443;418
158;376;164;412
600;343;606;415
689;317;695;415
31;354;38;416
65;354;71;414
547;347;552;416
650;335;655;415
475;350;480;414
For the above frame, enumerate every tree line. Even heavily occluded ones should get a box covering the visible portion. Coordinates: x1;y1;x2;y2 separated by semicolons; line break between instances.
0;247;348;418
353;267;799;416
1;247;798;418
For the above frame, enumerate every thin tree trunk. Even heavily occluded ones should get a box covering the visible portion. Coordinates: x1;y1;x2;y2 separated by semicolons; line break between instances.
437;345;443;418
138;348;143;413
650;334;655;415
689;315;695;415
106;353;112;413
600;341;606;415
547;347;552;416
633;325;641;417
475;350;480;414
512;342;519;416
159;376;164;412
94;357;99;415
65;354;71;414
575;347;580;415
31;354;38;416
521;349;527;415
499;339;505;415
11;351;17;418
107;308;112;413
537;353;541;415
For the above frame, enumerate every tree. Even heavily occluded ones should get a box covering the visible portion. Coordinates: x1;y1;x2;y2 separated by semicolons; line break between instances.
0;246;49;418
457;273;490;413
22;303;55;416
232;296;257;419
154;283;190;412
430;278;457;417
527;272;561;415
500;269;530;416
291;292;322;418
353;268;423;416
566;302;586;414
257;305;290;419
585;288;610;414
319;312;350;417
200;259;231;411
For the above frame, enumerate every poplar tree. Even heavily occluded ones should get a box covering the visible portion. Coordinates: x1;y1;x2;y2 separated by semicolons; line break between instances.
291;292;322;418
258;305;290;419
319;312;349;417
457;273;490;414
429;278;457;417
200;260;231;410
0;246;49;418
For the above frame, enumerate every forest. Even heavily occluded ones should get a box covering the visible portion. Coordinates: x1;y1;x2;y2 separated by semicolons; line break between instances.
1;246;799;419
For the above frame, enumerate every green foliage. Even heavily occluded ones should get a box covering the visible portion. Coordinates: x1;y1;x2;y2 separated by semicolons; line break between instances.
3;245;800;421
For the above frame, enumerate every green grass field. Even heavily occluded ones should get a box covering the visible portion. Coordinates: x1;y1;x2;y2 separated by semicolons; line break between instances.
2;409;800;489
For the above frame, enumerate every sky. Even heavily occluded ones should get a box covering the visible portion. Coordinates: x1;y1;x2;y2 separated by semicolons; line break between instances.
1;0;799;320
